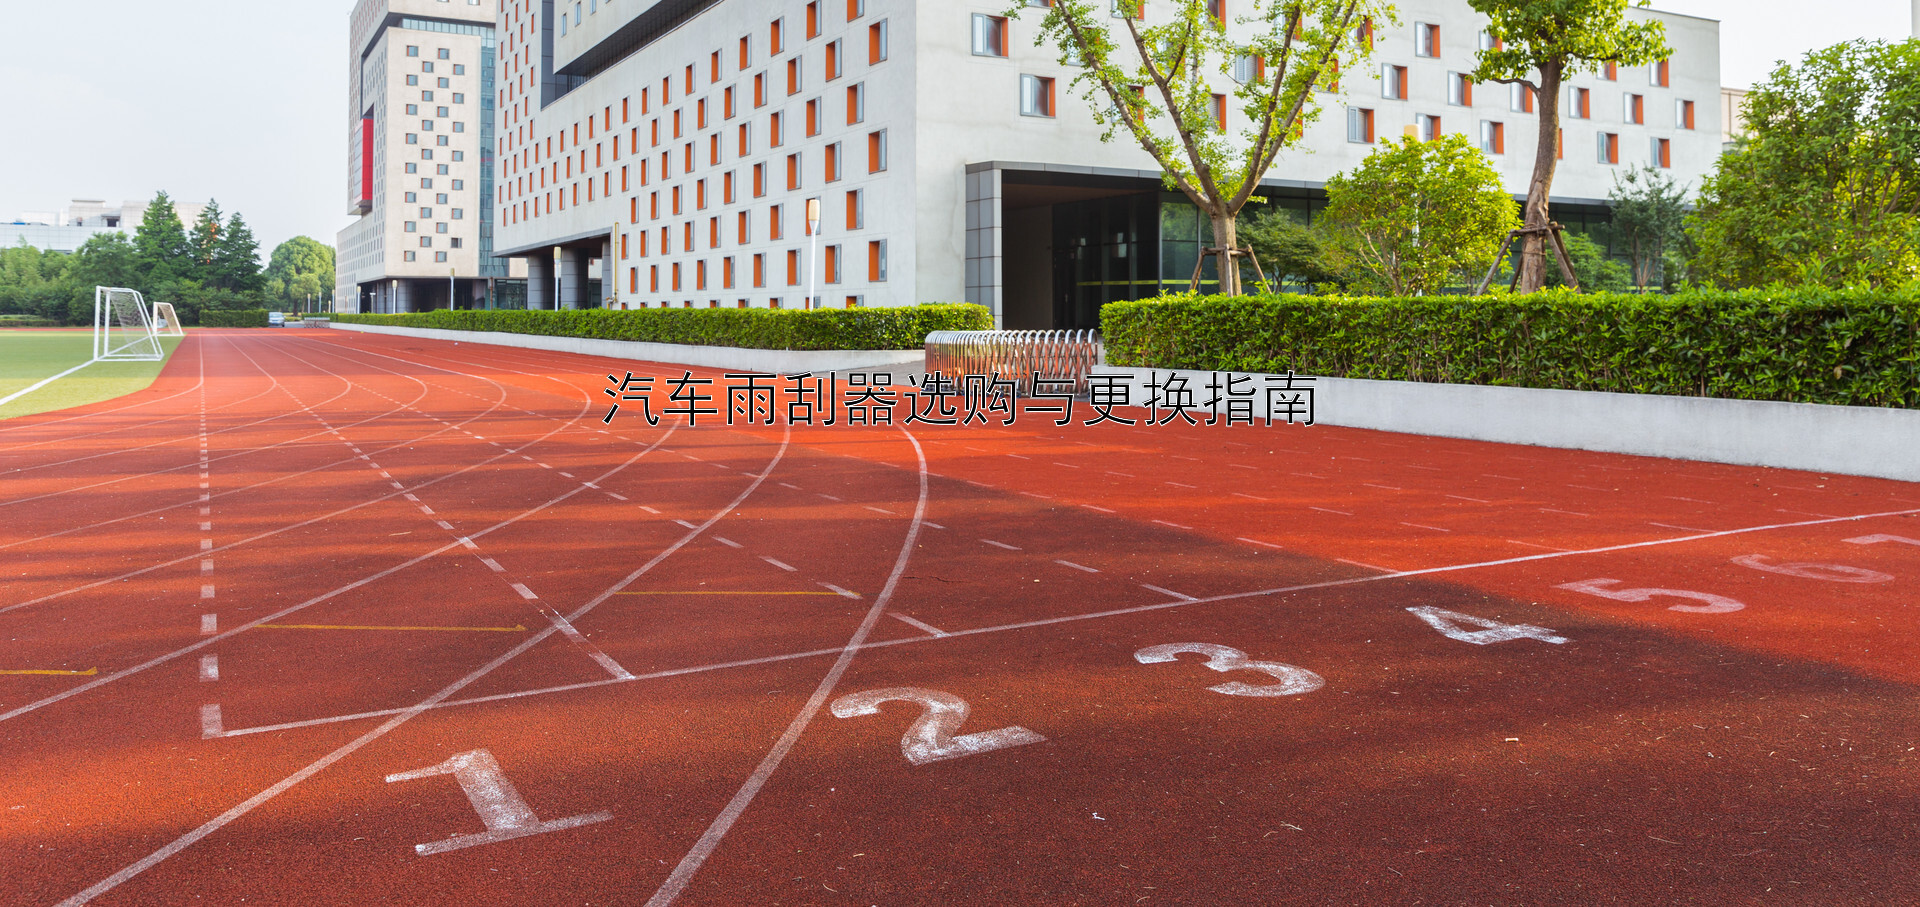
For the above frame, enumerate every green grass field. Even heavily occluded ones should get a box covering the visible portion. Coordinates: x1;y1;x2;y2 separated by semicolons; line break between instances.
0;330;184;420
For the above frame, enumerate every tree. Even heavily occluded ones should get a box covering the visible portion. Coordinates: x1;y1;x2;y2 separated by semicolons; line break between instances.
212;213;264;293
1318;134;1519;296
187;200;224;285
1607;164;1688;289
1687;39;1920;289
1470;0;1668;292
1237;208;1343;291
1012;0;1388;295
1544;231;1632;292
133;192;189;285
265;236;336;306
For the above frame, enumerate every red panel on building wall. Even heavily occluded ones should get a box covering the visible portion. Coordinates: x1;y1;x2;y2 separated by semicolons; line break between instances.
360;117;375;203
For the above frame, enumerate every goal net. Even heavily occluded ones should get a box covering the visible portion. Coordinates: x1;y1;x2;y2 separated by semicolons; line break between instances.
152;302;184;337
94;287;164;361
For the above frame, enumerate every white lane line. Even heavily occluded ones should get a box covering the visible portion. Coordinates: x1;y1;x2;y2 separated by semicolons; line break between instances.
1540;508;1590;517
818;582;860;599
199;539;213;552
922;521;946;530
778;482;801;490
1290;472;1326;479
1106;471;1134;478
674;519;699;529
1309;506;1353;516
891;613;949;637
980;539;1022;551
713;536;744;549
200;560;213;574
419;505;435;515
1335;557;1397;573
1568;484;1615;493
760;556;797;572
199;655;218;682
642;428;924;907
457;537;478;550
403;493;419;502
818;493;843;502
1152;519;1193;530
1230;464;1257;470
198;521;211;531
640;505;662;515
1055;559;1099;573
1650;521;1719;533
1777;508;1843;519
1445;494;1491;503
1081;504;1115;513
537;463;553;470
1237;537;1284;550
1231;492;1267;501
479;557;506;572
200;614;217;635
199;704;223;739
1171;455;1199;462
1139;583;1195;601
1482;474;1522;481
1400;522;1450;532
864;505;894;515
1053;462;1080;469
560;472;575;478
198;584;215;600
0;358;99;408
1165;481;1197;489
1665;495;1716;504
1363;483;1402;491
1007;453;1030;460
1405;464;1443;471
607;492;629;501
1020;491;1053;500
435;520;455;531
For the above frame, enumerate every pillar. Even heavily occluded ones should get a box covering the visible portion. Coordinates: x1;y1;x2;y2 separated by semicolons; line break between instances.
526;252;554;310
559;246;591;310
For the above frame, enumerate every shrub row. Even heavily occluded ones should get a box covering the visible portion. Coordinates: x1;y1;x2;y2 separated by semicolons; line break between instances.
330;304;992;351
200;309;271;328
1102;288;1920;409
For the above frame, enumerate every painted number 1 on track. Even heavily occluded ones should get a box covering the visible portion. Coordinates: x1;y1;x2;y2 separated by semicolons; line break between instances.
386;749;612;855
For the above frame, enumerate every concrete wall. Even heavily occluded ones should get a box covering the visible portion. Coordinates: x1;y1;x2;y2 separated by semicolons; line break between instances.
1108;366;1920;484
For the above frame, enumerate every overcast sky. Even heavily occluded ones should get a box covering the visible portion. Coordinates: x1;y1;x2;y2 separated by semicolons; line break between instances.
0;1;1911;256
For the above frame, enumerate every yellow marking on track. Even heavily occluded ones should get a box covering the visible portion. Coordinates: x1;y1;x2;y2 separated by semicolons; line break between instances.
0;668;98;676
257;623;528;633
617;591;845;596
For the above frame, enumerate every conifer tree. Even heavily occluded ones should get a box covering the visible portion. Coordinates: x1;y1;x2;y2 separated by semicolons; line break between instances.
213;213;265;293
133;192;189;286
188;200;224;285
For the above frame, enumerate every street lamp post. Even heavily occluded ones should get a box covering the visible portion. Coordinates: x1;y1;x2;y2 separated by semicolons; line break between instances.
805;197;821;310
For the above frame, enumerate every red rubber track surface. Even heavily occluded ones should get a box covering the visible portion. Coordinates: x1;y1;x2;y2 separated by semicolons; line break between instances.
2;329;1916;906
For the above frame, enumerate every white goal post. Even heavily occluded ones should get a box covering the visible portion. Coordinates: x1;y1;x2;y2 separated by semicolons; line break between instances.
94;286;164;362
152;302;184;337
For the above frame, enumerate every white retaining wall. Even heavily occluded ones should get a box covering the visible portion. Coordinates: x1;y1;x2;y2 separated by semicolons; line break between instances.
328;322;924;374
1108;366;1920;483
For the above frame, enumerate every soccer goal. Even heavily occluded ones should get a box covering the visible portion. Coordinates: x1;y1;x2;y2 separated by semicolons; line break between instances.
94;286;164;362
152;302;184;337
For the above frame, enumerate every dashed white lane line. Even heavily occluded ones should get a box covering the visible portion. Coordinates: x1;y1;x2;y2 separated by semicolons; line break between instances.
1165;481;1197;489
1406;464;1443;471
1482;474;1522;481
1445;494;1491;503
199;655;218;682
980;539;1021;551
778;482;801;490
1053;462;1079;469
480;557;506;572
1020;491;1053;500
200;560;213;574
817;493;843;502
1229;463;1257;470
1106;471;1134;478
1665;495;1717;504
818;582;860;599
1309;506;1353;516
891;613;949;637
1055;559;1100;573
607;492;628;501
199;704;223;739
675;520;699;529
1237;536;1285;550
199;584;215;600
560;471;575;478
200;614;217;635
1006;453;1030;460
760;555;797;572
1400;522;1451;533
418;505;435;515
1540;507;1590;517
1139;583;1195;601
199;539;213;552
1568;484;1615;493
434;520;455;531
1334;557;1397;573
1151;519;1193;530
1231;492;1267;501
510;583;539;601
1081;504;1115;513
863;505;894;515
713;536;744;549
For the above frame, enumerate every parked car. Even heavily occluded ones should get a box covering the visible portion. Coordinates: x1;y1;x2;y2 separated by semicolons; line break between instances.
268;311;286;327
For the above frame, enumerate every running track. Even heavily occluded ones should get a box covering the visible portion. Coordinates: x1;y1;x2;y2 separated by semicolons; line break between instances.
2;329;1916;905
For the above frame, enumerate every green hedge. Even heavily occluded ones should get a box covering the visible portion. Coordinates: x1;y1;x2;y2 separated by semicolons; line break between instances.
1102;288;1920;408
330;304;992;351
199;309;271;328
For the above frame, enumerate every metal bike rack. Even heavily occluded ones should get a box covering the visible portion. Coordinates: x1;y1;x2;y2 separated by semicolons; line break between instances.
923;329;1104;396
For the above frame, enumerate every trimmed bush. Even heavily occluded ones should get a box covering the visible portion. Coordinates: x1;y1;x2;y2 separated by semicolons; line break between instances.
200;309;271;328
1102;288;1920;408
331;304;992;351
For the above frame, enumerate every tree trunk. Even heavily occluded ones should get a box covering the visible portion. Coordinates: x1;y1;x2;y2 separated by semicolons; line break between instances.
1211;211;1242;295
1520;62;1564;293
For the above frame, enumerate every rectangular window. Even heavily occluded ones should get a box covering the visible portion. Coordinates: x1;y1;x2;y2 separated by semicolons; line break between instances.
1567;86;1591;119
786;153;801;190
869;20;888;64
1676;98;1695;130
739;122;751;155
806;98;820;135
1210;93;1226;131
771;18;784;55
697;179;708;209
697;260;707;290
770;204;784;240
1626;92;1644;125
723;256;736;288
1652;136;1671;168
1381;64;1408;100
1510;82;1534;113
1480;120;1504;154
740;35;752;70
846;188;863;229
868;129;887;171
1478;30;1503;51
972;14;1007;56
847;83;865;124
1020;75;1056;117
868;239;887;281
1418;114;1441;142
1652;59;1671;87
825;142;841;181
771;112;784;146
1448;73;1473;107
826;40;841;80
788;58;802;95
825;244;841;283
738;210;750;243
848;0;864;19
754;162;766;196
1346;107;1374;143
786;249;801;285
1415;22;1439;57
807;1;820;38
754;73;766;107
1597;131;1619;164
1602;61;1618;81
724;170;736;203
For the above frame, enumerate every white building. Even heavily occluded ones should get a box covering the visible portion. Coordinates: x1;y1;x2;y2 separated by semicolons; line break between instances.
337;0;525;314
492;0;1721;327
4;198;208;253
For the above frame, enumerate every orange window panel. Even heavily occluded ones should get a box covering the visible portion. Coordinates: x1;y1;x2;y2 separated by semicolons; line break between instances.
806;1;819;38
786;250;799;286
752;253;765;287
769;204;783;240
806;99;819;136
